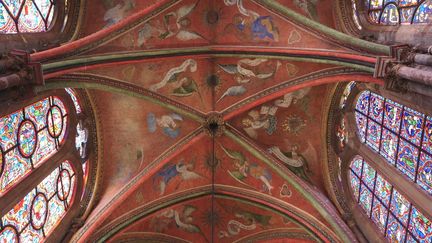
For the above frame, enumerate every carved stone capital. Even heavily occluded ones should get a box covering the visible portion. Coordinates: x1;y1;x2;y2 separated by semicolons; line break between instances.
0;50;44;92
390;44;415;63
383;65;408;94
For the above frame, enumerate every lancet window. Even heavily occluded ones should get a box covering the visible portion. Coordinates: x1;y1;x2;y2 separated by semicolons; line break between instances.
349;155;432;242
366;0;432;24
355;90;432;196
0;0;57;34
0;89;91;242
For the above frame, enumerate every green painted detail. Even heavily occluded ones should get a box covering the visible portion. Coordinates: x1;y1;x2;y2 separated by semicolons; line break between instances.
96;189;320;242
224;129;351;243
215;194;322;242
43;48;375;74
97;190;208;243
42;48;211;72
255;0;390;55
34;81;204;123
213;54;375;73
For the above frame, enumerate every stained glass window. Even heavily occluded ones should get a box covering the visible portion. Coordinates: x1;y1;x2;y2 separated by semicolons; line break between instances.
0;96;68;196
0;0;56;34
349;156;432;242
366;0;432;24
340;81;356;109
355;91;432;197
65;88;82;114
0;160;76;242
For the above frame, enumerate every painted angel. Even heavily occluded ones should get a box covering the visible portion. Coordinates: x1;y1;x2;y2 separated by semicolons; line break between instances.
103;0;135;27
159;205;201;233
221;145;274;194
147;113;183;139
274;87;311;108
242;106;278;139
137;2;203;46
154;160;201;195
293;0;319;21
268;144;312;182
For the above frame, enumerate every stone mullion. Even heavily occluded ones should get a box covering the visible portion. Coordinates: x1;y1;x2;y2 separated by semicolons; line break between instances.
341;155;384;242
350;135;432;220
45;138;84;243
0;92;79;217
0;124;77;217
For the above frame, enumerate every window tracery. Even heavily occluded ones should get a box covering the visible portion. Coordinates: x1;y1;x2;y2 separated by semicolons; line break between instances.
0;88;94;242
366;0;432;25
0;96;68;196
355;91;432;196
0;0;56;34
0;160;76;242
349;155;432;242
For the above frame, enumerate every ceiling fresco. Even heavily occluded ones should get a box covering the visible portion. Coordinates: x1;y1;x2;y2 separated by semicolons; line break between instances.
76;0;349;55
27;0;388;242
108;196;319;243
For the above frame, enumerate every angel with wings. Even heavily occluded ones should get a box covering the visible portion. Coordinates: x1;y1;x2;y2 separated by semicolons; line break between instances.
152;205;202;234
221;145;274;194
147;112;183;139
268;144;312;182
137;2;204;47
153;159;202;196
103;0;135;27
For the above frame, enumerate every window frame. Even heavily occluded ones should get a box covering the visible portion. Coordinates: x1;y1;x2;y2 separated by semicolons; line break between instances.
0;88;94;242
365;0;431;25
0;0;82;53
325;82;432;242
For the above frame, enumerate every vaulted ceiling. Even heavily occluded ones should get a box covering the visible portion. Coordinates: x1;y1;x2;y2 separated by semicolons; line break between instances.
32;0;391;242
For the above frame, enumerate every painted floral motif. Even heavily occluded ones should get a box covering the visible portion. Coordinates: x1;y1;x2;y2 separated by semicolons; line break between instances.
241;88;310;139
103;0;135;27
